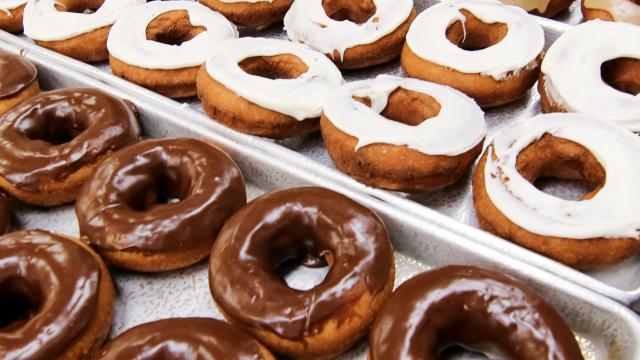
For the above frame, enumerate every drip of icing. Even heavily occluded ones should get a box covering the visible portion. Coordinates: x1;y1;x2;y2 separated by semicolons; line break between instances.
0;0;25;12
205;37;343;120
283;0;413;60
323;75;487;156
107;1;238;70
484;113;640;239
501;0;551;12
541;20;640;131
583;0;640;26
405;0;544;80
23;0;144;41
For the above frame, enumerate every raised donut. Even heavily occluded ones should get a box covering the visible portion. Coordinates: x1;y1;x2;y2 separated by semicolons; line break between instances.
402;0;544;108
0;0;26;32
369;266;584;360
0;52;39;116
0;230;115;360
284;0;416;69
23;0;144;62
473;113;640;269
107;1;238;98
539;20;640;131
0;193;11;234
582;0;640;25
0;88;141;206
76;138;246;272
209;187;395;359
197;37;343;139
199;0;293;30
321;75;486;192
94;318;275;359
501;0;573;17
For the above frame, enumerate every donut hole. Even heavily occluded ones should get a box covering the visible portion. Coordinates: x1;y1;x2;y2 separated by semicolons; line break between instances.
18;110;89;145
146;11;206;46
124;164;192;212
601;57;640;95
0;277;42;330
355;87;441;126
54;0;103;14
322;0;377;24
515;134;605;201
446;10;507;51
239;55;309;80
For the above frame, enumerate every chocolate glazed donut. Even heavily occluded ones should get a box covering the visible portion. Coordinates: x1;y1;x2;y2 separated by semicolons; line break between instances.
94;318;275;360
0;230;115;360
209;187;395;359
0;53;39;116
0;88;140;206
76;138;246;272
0;194;11;234
369;266;584;360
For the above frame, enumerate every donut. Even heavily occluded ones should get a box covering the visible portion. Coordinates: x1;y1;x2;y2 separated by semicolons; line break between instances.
0;0;26;32
209;187;395;359
369;265;584;360
0;193;11;234
199;0;293;30
197;37;343;139
0;230;115;360
23;0;145;62
107;1;238;98
76;138;246;272
0;88;140;206
539;20;640;131
582;0;640;25
500;0;573;17
402;0;544;108
284;0;416;69
94;318;275;359
473;113;640;269
321;75;486;192
0;52;39;116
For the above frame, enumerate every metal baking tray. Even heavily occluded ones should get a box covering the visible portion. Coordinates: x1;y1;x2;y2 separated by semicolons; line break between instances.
4;0;640;318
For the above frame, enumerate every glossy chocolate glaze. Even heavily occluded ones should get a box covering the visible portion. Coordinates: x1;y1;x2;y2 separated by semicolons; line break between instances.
0;53;37;98
0;193;11;234
369;265;584;360
94;318;266;360
76;138;246;253
0;230;100;360
0;88;140;191
209;187;393;339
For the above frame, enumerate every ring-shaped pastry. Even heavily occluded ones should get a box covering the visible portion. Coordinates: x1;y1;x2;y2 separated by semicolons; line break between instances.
0;0;26;32
0;52;39;116
582;0;640;25
199;0;293;29
501;0;573;17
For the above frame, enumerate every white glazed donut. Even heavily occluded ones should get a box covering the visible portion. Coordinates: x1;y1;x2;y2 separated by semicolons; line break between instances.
283;0;415;69
0;0;25;13
196;37;343;138
321;75;487;192
107;1;238;70
402;0;544;107
0;0;27;32
539;20;640;131
582;0;640;25
500;0;573;17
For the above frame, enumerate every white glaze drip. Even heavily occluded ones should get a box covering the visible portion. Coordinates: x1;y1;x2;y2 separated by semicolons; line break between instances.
541;20;640;131
405;0;544;80
107;1;237;70
323;75;487;156
0;0;25;12
23;0;144;41
205;37;343;120
283;0;413;60
484;113;640;240
502;0;551;12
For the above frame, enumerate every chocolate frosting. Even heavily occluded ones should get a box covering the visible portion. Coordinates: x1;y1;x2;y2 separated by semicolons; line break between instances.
0;230;100;360
0;193;11;234
369;265;584;360
76;138;246;253
209;187;393;339
0;88;140;191
0;53;37;98
94;318;266;360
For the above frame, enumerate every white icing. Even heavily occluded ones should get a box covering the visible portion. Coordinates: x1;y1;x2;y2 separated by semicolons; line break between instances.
205;37;343;120
0;0;26;12
541;20;640;131
219;0;272;3
484;113;640;240
23;0;144;41
502;0;550;13
323;75;487;156
107;1;237;70
405;0;544;80
583;0;640;25
283;0;413;60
